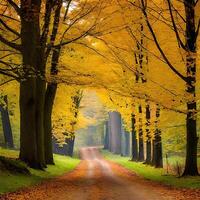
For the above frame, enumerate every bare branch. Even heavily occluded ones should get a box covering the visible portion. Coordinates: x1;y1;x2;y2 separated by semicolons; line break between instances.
0;78;16;87
195;19;200;41
131;0;187;82
63;0;72;21
0;33;21;51
166;0;187;50
45;0;62;59
0;68;19;80
0;18;20;37
7;0;21;16
53;27;93;48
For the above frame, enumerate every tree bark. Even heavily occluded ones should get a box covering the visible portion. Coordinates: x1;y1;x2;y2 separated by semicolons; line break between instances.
131;114;138;161
125;131;130;156
182;0;199;176
109;112;121;154
66;136;75;157
151;105;163;168
151;130;163;168
19;0;43;169
138;129;144;161
44;83;57;164
0;96;14;148
43;41;61;163
138;105;144;161
104;121;109;149
35;49;46;168
183;101;198;175
144;104;151;164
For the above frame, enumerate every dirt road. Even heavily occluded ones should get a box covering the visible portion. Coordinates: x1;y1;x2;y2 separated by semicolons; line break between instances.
0;147;199;200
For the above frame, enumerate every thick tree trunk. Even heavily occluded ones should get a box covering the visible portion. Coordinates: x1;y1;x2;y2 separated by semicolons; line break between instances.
44;83;57;164
151;105;163;168
183;101;198;175
36;57;46;168
109;112;121;154
145;141;151;164
131;114;138;161
125;131;130;156
182;0;199;176
138;129;144;161
44;44;60;164
0;96;14;148
151;130;163;168
120;124;126;156
66;136;75;157
104;121;109;149
19;0;43;169
20;79;39;168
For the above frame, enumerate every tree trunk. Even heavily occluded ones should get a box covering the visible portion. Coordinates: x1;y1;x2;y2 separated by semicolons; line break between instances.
138;105;144;161
120;123;126;156
144;104;151;164
66;136;75;157
109;112;121;154
35;55;46;168
145;141;151;164
152;130;163;168
0;96;14;148
151;105;163;168
108;117;112;152
182;0;199;176
183;101;198;175
131;114;138;161
104;121;109;149
44;83;57;164
138;129;144;161
44;45;60;164
19;0;43;169
125;131;130;156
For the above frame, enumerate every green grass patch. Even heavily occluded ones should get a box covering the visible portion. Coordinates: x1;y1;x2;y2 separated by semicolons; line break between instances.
102;150;200;189
0;147;80;194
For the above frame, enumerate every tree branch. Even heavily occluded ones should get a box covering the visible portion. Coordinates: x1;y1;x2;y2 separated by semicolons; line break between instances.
0;18;20;37
131;0;187;82
7;0;21;16
0;78;16;87
0;33;21;51
53;27;93;48
195;19;200;41
166;0;187;51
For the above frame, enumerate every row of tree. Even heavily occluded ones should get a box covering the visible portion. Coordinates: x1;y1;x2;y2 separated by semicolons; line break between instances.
0;0;106;169
104;110;162;168
0;0;199;177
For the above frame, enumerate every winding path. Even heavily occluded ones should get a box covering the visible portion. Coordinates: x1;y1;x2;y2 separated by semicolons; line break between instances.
0;147;199;200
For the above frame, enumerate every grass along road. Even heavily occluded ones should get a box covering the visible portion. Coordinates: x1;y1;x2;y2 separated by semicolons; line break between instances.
102;150;200;189
0;147;199;200
0;147;80;194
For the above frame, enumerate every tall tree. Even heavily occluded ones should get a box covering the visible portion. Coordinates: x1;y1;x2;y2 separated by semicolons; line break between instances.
19;0;44;168
135;0;200;175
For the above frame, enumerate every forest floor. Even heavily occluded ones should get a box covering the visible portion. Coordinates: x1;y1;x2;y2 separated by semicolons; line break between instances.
0;147;199;200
